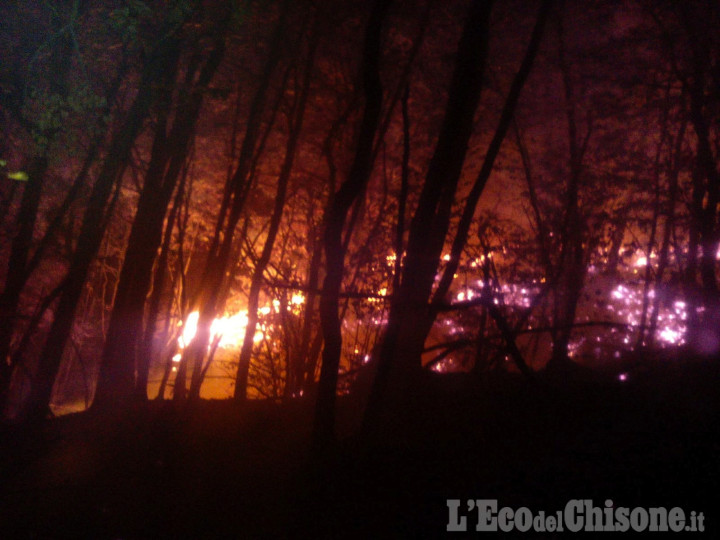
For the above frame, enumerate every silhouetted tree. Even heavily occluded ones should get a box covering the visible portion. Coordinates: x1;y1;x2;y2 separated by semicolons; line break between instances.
24;5;195;422
313;0;391;449
94;6;229;410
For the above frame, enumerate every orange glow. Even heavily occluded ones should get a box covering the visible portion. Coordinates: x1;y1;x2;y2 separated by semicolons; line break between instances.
176;295;305;352
178;310;251;349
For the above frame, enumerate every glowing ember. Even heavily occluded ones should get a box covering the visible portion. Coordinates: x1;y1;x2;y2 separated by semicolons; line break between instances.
658;327;683;345
611;285;627;300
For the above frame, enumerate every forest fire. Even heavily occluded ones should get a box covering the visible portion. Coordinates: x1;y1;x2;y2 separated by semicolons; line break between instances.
176;293;307;353
178;311;249;350
608;282;687;345
0;0;714;416
1;1;718;537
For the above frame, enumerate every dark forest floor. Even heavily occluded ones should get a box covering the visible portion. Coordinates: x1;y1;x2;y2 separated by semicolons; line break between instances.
1;357;719;538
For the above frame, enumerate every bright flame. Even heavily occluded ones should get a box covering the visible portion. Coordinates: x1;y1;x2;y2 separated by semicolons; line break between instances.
212;311;250;346
612;285;627;299
179;311;200;348
658;326;682;344
178;310;251;350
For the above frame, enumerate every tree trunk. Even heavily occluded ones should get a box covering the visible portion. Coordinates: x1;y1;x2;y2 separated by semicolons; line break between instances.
231;22;317;402
547;6;591;372
0;5;93;409
94;28;226;411
313;0;391;450
0;157;48;405
178;2;290;397
648;119;685;347
23;29;185;423
364;0;494;432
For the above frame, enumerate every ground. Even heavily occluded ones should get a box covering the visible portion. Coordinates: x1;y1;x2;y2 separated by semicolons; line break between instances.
1;357;718;538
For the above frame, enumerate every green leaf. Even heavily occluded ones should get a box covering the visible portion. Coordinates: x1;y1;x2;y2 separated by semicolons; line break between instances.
8;171;29;182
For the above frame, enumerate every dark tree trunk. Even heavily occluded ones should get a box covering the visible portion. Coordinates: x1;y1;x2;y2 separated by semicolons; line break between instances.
690;83;720;300
23;29;185;423
0;68;124;411
430;0;550;377
230;22;317;402
392;83;411;296
636;81;675;349
684;167;704;346
689;80;720;354
288;222;321;399
364;0;494;432
0;157;48;404
0;5;91;409
648;119;685;347
142;164;187;400
547;6;591;372
433;0;550;307
94;28;226;412
675;2;720;354
313;0;391;450
178;2;290;397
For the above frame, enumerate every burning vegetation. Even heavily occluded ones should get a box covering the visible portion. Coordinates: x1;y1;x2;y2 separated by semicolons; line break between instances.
1;0;719;536
0;0;718;425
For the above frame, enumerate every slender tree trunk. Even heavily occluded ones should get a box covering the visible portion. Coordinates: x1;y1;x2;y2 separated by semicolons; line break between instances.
0;157;48;405
636;176;661;349
690;87;720;300
178;2;290;397
229;21;317;401
313;0;391;449
677;6;720;353
433;0;550;308
392;84;411;296
637;81;674;349
141;164;187;399
547;5;591;371
429;0;549;377
288;220;321;398
648;120;685;347
684;167;703;346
